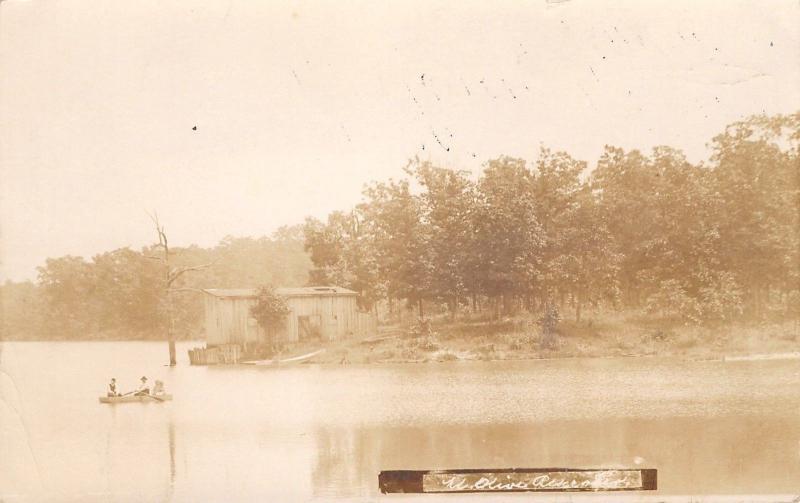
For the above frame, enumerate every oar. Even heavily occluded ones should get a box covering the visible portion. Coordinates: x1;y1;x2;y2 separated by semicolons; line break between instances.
120;390;149;398
120;390;163;401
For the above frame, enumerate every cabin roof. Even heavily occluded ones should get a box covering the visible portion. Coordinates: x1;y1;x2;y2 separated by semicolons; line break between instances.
203;286;357;298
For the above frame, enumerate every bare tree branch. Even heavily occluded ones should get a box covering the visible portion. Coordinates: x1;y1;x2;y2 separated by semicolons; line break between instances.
168;287;206;294
167;262;215;286
146;210;169;252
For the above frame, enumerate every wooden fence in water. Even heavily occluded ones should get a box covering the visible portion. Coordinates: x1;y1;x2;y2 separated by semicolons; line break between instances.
188;344;241;365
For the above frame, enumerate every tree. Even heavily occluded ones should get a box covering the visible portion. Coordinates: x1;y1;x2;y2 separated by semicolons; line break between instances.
90;248;163;333
710;113;800;317
208;229;311;290
641;147;719;297
591;145;720;311
538;301;560;350
645;280;699;323
410;160;477;317
531;148;598;314
146;213;213;365
250;285;290;345
591;147;659;307
303;211;381;310
697;270;744;323
0;280;44;339
558;185;621;322
36;256;97;335
474;156;543;315
361;176;433;318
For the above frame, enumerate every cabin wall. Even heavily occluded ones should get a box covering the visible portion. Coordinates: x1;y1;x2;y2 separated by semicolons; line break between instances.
205;293;377;347
206;296;267;347
204;294;222;345
285;295;374;341
285;295;344;341
238;298;264;346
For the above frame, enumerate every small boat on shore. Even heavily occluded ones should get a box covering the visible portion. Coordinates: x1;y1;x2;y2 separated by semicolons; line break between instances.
242;348;326;366
723;352;800;362
98;394;172;404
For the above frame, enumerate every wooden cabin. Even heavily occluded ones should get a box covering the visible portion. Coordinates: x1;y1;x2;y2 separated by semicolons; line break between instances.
202;286;376;349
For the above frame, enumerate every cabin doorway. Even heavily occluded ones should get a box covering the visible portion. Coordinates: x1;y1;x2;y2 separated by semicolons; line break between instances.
297;315;322;341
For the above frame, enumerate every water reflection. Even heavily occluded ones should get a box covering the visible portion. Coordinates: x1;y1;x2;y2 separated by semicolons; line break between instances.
100;399;173;501
311;415;800;497
168;422;176;484
1;341;799;501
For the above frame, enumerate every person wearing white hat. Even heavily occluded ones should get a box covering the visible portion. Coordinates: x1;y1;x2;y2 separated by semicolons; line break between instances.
134;376;150;396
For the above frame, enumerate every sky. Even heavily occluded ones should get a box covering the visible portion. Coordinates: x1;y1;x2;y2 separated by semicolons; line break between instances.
1;0;799;282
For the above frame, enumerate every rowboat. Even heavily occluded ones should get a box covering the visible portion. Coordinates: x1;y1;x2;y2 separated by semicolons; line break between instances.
242;348;326;366
723;352;800;362
98;394;172;404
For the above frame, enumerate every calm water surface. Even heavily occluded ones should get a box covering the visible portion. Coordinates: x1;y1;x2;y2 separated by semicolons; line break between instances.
1;341;799;502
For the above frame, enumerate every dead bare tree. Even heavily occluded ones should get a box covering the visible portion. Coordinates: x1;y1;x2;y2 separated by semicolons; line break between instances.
147;212;213;365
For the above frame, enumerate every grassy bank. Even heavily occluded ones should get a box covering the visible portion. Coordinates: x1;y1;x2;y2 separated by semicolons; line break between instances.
303;312;799;364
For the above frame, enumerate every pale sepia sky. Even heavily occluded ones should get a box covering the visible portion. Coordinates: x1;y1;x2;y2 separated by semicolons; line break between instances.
1;0;798;282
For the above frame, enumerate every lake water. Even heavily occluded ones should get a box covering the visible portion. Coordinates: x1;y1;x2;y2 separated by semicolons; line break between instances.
1;341;799;502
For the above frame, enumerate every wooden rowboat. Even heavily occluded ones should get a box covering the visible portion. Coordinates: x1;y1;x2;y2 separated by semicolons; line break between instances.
242;348;326;366
98;394;172;404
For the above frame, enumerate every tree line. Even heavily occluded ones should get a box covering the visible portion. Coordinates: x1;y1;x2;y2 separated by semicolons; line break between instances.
1;228;311;340
304;113;800;324
2;112;798;340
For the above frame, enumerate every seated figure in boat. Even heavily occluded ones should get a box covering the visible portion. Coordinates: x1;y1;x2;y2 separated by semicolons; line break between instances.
107;378;120;397
134;376;150;396
152;380;165;396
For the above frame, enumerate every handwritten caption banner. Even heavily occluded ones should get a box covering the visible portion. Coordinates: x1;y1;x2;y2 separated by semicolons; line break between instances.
379;468;657;494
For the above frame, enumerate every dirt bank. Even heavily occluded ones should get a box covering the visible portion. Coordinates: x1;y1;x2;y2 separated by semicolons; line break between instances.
302;314;799;365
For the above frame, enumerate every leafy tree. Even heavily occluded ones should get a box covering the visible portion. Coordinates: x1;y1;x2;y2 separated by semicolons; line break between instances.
538;301;560;350
558;184;621;321
474;156;543;315
0;280;44;339
411;160;477;317
361;176;433;318
250;285;290;340
208;228;311;289
303;217;343;285
531;147;619;318
710;113;800;317
90;248;163;333
645;280;699;323
697;271;744;323
36;256;98;335
591;147;660;307
303;211;380;309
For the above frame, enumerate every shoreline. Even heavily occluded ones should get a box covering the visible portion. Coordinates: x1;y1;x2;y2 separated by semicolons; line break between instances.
298;318;800;366
3;317;798;367
301;349;800;366
2;341;798;366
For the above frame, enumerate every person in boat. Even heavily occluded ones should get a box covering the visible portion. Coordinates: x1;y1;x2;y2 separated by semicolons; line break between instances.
134;376;150;396
107;378;120;397
152;380;165;396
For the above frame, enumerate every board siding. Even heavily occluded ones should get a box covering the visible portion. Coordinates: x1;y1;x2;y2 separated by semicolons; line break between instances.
204;291;376;347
